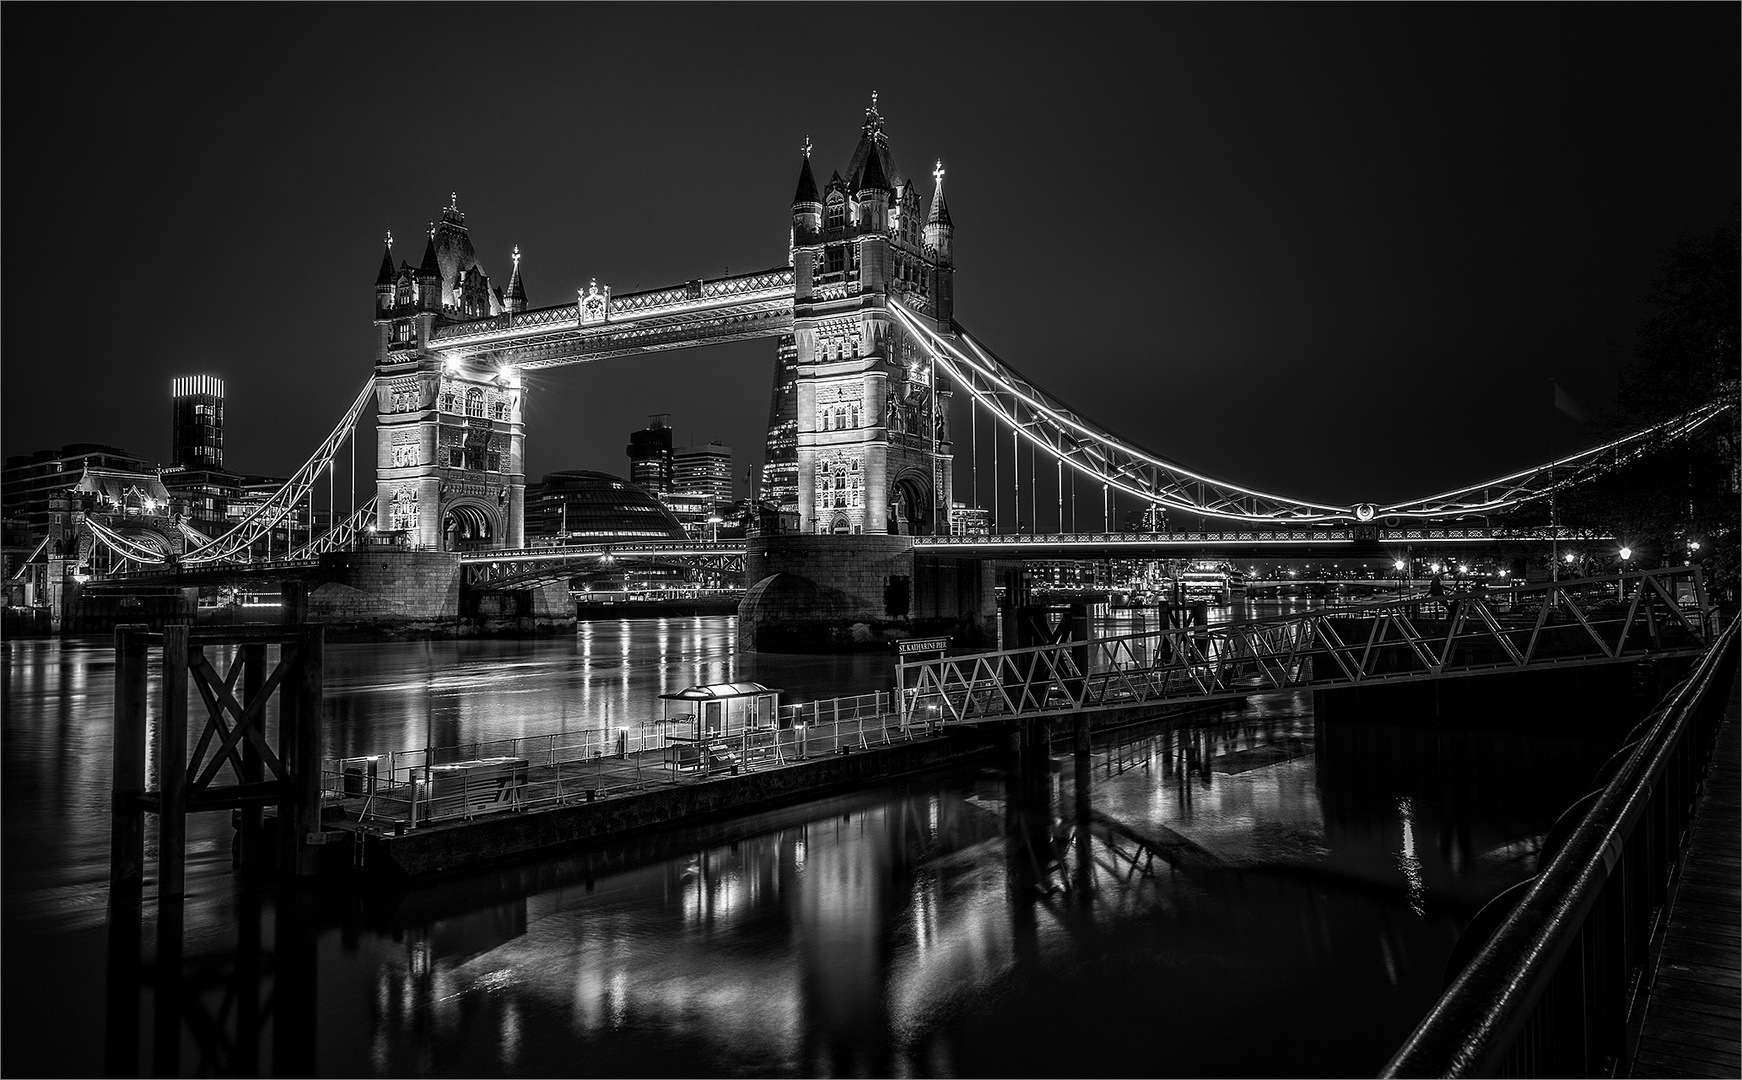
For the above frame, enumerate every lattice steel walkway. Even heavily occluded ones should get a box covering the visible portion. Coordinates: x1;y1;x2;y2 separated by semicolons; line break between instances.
899;567;1716;729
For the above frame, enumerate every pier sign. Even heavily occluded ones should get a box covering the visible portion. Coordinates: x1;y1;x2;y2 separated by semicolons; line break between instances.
895;636;949;657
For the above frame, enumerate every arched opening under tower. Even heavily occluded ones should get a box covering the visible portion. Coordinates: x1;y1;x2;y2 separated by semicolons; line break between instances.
442;502;497;552
886;473;934;536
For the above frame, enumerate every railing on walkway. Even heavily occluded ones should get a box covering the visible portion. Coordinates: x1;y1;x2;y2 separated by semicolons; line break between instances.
898;567;1715;728
1380;617;1739;1077
322;691;908;829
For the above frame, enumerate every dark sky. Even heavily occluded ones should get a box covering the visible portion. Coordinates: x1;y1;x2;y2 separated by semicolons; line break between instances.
6;5;1736;512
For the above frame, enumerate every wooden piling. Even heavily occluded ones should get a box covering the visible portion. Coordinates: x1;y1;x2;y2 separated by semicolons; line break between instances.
238;643;265;870
157;625;189;899
293;624;325;877
110;625;149;899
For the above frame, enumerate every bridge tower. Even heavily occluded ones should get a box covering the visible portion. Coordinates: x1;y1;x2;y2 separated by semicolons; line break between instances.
789;94;955;536
371;198;526;551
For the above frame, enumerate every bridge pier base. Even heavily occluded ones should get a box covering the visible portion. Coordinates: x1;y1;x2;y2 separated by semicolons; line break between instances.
738;535;994;652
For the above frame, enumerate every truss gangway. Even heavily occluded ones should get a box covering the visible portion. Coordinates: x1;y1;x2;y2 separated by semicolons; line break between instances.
897;566;1716;730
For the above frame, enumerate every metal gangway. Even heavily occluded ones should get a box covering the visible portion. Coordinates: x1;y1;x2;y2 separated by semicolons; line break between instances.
898;566;1716;730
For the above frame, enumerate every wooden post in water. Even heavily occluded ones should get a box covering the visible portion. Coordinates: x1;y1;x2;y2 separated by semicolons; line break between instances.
157;625;190;899
110;625;150;899
292;624;325;877
237;643;266;870
1074;714;1093;904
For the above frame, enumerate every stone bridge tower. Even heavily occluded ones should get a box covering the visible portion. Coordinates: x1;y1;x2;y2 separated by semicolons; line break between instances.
789;94;955;536
371;197;528;551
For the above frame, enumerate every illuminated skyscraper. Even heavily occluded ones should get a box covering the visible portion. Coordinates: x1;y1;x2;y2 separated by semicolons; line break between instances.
171;375;225;468
626;415;674;495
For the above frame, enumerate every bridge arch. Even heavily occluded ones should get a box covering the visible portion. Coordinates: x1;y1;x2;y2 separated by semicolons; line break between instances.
886;469;934;536
441;499;499;551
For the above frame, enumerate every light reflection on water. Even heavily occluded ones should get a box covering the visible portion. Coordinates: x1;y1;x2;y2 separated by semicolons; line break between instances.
3;617;1615;1077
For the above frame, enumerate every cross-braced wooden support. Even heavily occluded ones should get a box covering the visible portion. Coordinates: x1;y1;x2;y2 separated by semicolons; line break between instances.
110;623;326;900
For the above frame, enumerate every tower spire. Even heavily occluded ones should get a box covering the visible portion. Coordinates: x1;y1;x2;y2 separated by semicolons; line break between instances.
505;245;528;311
793;139;820;205
375;232;396;286
927;159;953;228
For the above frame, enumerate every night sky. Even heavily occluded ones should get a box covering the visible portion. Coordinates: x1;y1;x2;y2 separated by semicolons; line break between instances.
6;6;1736;511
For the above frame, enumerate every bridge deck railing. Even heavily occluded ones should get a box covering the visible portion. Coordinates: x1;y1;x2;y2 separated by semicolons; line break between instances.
898;567;1713;728
322;691;907;827
1379;617;1739;1077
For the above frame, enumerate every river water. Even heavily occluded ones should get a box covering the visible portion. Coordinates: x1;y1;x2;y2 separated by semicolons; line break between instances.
2;612;1618;1077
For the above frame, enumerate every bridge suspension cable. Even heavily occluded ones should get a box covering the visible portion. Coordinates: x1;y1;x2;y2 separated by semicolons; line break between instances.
285;498;378;561
179;377;377;565
81;515;176;569
889;301;1736;524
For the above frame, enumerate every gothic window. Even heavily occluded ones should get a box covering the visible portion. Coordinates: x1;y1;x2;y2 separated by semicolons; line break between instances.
826;196;845;231
465;388;485;418
826;245;845;275
388;490;418;532
441;390;457;413
491;400;506;421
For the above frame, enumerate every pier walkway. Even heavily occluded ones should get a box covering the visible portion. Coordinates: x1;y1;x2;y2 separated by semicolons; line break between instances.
1633;670;1742;1078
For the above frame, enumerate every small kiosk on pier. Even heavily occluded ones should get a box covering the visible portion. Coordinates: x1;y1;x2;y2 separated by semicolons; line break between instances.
659;682;782;774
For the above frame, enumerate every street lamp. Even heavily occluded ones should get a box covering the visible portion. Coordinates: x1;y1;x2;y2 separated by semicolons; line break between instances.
1619;546;1632;563
707;515;723;542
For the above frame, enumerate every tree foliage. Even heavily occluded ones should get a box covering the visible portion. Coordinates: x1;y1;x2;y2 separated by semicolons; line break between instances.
1567;214;1740;599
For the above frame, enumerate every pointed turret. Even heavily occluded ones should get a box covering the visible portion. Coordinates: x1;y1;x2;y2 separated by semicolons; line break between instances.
792;139;823;251
926;161;953;230
374;232;397;317
846;90;896;195
793;142;820;205
375;233;396;286
923;159;955;322
417;227;442;312
505;246;528;314
856;142;892;195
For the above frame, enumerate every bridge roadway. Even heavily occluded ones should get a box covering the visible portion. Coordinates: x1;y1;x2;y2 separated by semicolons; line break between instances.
87;524;1596;592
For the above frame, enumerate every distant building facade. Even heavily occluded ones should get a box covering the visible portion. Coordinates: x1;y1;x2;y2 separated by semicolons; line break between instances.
673;442;733;505
524;471;686;542
626;416;674;496
760;335;799;519
171;375;225;469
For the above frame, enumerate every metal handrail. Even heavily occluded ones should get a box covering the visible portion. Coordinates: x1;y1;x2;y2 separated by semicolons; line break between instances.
1380;618;1739;1077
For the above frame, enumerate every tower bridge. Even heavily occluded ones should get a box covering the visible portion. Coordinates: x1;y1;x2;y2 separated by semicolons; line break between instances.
61;93;1734;646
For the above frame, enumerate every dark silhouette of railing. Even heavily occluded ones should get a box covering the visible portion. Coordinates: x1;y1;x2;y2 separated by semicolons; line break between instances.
1379;618;1739;1077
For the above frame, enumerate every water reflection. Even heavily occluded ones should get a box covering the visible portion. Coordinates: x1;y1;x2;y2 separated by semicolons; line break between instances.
4;623;1614;1078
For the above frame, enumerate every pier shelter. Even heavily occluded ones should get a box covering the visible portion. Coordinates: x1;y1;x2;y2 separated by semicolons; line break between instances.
660;682;782;774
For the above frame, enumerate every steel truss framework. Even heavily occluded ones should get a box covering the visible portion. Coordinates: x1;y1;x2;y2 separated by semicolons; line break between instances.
888;300;1736;525
897;566;1714;729
460;541;749;589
